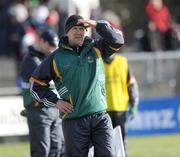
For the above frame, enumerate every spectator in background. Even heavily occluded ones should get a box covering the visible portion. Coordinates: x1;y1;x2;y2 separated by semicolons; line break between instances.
7;10;25;69
4;1;29;87
32;0;49;24
145;0;173;51
20;30;65;157
0;0;9;56
132;28;152;52
30;14;124;156
104;53;139;157
45;8;60;32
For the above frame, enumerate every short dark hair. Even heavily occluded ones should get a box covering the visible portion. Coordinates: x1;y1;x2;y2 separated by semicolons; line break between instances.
40;30;59;47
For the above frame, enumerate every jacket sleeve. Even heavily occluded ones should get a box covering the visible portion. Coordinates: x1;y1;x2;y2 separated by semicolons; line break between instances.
95;20;124;57
30;53;59;107
127;67;139;107
20;55;37;81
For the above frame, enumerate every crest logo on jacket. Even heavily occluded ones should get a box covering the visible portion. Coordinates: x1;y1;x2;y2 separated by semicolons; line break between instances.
87;56;94;63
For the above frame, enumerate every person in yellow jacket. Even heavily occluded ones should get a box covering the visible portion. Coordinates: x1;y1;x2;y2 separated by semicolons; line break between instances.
104;53;139;157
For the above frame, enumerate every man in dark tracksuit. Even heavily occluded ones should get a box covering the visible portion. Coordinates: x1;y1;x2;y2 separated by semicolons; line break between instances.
20;30;65;157
30;15;124;157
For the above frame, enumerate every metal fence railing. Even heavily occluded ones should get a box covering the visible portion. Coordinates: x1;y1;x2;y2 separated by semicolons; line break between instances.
124;50;180;98
1;51;180;98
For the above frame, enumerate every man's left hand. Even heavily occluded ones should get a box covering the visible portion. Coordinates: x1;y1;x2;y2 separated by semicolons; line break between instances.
128;105;137;120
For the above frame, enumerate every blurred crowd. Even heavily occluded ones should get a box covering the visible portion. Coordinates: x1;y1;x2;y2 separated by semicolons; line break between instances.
0;0;68;69
134;0;180;52
0;0;180;71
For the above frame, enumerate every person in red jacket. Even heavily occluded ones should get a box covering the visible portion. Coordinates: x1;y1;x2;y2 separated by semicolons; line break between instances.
145;0;173;51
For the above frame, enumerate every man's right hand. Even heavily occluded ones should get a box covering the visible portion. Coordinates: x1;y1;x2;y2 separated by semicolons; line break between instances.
55;100;73;114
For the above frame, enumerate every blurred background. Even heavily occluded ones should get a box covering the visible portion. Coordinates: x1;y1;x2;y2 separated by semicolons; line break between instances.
0;0;180;157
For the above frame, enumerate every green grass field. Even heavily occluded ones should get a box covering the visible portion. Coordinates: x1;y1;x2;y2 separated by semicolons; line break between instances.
0;134;179;157
0;142;29;157
128;134;180;157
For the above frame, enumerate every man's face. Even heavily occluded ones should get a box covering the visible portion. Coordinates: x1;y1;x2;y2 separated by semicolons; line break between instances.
67;26;86;46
